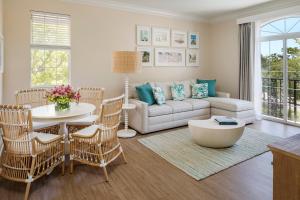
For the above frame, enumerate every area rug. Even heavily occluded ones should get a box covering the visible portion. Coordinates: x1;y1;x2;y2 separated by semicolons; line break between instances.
138;127;281;180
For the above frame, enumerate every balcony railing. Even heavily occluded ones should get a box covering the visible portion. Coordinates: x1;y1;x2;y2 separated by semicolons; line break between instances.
262;77;300;122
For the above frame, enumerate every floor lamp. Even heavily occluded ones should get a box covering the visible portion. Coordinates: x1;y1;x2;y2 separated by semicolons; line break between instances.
112;51;140;138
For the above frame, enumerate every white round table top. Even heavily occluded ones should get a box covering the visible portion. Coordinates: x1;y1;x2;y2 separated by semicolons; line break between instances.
188;116;245;130
31;102;96;121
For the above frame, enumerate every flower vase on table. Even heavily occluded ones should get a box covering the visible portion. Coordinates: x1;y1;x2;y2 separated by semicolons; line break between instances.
46;85;81;112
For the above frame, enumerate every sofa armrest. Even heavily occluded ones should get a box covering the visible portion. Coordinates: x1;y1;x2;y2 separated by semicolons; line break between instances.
216;91;230;98
128;99;149;134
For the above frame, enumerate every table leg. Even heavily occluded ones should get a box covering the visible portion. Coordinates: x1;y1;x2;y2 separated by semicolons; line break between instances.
117;109;136;138
59;122;69;154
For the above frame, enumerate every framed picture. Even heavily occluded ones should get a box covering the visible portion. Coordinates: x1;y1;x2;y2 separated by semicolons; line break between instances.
137;47;153;67
186;49;200;66
0;34;3;73
155;48;185;67
152;27;170;47
171;30;187;48
136;25;151;46
188;32;199;48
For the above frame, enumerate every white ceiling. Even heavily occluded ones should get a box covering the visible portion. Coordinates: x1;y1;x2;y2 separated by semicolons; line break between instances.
65;0;300;21
102;0;273;19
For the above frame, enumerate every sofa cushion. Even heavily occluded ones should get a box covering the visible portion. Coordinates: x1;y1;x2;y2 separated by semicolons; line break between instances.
205;97;253;112
129;82;155;99
183;98;210;110
197;79;216;97
166;100;193;113
154;82;173;100
171;83;185;101
136;83;156;105
148;104;173;117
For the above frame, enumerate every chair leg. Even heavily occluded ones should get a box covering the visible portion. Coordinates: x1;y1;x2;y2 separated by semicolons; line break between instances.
24;182;31;200
102;166;109;182
62;161;65;176
121;151;127;164
70;160;74;174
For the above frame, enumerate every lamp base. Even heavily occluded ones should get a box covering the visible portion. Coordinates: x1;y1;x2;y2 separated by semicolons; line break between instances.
117;129;137;138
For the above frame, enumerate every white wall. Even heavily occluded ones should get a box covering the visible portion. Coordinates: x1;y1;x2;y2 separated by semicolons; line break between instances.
3;0;212;104
209;20;239;98
0;0;3;103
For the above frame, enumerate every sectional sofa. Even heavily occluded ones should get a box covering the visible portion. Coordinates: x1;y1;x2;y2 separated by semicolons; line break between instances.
128;79;255;134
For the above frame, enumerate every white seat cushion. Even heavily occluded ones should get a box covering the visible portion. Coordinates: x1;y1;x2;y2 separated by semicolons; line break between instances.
72;125;114;142
73;124;100;137
22;132;61;142
183;98;210;110
166;100;193;113
148;104;173;117
67;115;99;126
205;97;254;112
32;121;59;130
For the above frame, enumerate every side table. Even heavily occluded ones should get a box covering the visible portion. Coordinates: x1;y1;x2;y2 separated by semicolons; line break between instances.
117;103;136;138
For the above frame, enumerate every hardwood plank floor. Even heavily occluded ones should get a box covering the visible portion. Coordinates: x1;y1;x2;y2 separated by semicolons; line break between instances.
1;120;300;200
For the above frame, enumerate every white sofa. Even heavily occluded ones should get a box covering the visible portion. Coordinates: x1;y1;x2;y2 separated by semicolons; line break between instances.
128;79;255;134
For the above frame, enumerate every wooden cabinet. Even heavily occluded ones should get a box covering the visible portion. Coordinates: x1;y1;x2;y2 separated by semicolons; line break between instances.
268;134;300;200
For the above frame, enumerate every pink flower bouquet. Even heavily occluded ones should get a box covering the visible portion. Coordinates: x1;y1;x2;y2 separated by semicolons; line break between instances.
46;85;81;111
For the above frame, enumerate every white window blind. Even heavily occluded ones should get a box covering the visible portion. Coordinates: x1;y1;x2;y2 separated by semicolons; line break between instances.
31;11;70;47
30;11;71;87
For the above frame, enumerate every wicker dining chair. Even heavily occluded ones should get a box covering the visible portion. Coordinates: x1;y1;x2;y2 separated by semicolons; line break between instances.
67;87;105;133
69;95;126;181
15;88;59;134
0;105;65;200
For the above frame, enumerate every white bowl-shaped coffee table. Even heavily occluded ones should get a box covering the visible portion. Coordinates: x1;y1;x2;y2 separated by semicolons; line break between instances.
188;116;245;148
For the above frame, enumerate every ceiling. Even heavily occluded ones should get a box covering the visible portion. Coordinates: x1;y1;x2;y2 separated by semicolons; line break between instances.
100;0;273;19
65;0;300;21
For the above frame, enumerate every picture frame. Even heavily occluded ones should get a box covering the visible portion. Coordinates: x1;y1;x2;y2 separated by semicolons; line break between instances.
171;30;187;48
152;27;170;47
155;48;185;67
188;32;200;48
186;49;200;67
136;25;151;46
0;34;3;73
137;47;153;67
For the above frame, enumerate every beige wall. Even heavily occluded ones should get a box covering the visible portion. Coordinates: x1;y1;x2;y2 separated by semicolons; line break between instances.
3;0;211;103
209;20;239;98
0;0;3;103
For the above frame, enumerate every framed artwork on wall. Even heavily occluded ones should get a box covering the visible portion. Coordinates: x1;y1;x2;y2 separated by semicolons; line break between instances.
136;25;151;46
0;34;3;73
155;48;185;67
186;49;200;66
171;30;187;48
188;32;199;48
152;27;170;47
137;47;153;67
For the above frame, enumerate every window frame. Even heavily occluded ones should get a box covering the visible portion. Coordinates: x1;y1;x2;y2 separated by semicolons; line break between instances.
30;11;71;88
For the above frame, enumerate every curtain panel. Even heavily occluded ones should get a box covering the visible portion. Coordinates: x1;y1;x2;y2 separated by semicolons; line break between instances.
238;23;252;101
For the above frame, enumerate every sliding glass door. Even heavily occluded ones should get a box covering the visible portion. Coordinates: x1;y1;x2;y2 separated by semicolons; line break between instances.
287;38;300;123
260;17;300;125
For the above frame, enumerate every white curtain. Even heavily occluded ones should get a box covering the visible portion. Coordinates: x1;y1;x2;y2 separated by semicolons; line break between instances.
251;21;262;120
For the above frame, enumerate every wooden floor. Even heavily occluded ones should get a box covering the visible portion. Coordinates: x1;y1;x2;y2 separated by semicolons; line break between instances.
1;120;300;200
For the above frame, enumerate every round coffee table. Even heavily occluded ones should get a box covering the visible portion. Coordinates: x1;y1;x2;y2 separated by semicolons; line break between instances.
188;116;245;148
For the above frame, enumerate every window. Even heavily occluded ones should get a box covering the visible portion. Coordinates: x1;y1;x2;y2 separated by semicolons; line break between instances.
260;17;300;124
31;11;71;87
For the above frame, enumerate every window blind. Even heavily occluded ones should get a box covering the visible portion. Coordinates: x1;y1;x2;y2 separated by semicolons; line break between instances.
31;11;70;47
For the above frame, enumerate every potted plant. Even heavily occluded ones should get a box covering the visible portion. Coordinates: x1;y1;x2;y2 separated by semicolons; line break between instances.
46;85;80;111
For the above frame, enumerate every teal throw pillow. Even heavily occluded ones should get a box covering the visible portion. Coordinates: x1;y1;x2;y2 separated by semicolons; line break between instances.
152;87;166;105
197;79;216;97
136;83;156;105
171;83;185;101
192;83;208;99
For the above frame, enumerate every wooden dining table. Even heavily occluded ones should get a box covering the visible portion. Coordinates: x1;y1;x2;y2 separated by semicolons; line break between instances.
31;102;96;152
